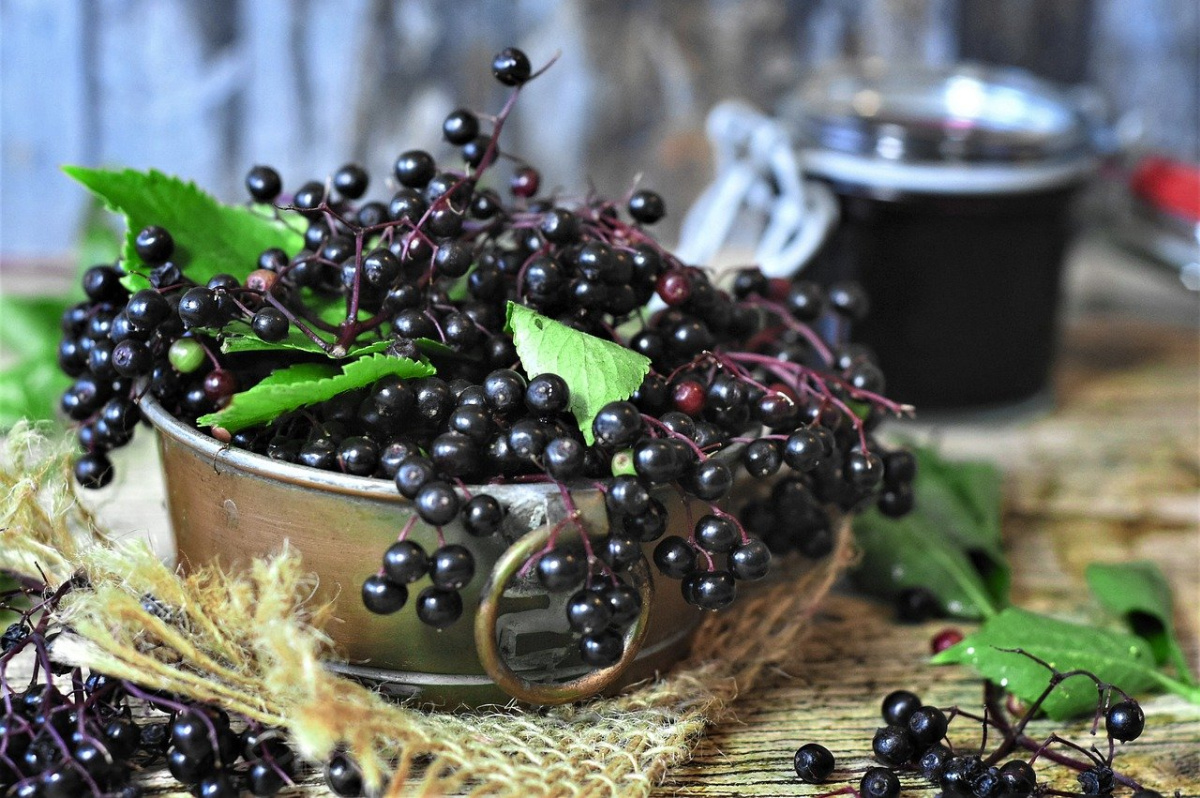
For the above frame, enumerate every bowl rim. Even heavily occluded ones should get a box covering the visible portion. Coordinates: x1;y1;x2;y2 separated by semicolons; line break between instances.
138;392;566;502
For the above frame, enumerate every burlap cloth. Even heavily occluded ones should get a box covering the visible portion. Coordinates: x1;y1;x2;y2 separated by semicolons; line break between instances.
0;425;852;797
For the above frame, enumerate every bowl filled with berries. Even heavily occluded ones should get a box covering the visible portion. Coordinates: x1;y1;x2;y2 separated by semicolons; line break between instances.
56;48;915;707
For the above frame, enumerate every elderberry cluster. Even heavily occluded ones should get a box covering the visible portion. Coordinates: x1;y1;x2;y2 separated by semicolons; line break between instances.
55;47;916;674
791;671;1169;798
1;578;298;797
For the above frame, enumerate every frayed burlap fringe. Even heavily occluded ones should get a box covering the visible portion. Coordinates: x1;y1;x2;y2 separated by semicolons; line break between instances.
0;425;853;797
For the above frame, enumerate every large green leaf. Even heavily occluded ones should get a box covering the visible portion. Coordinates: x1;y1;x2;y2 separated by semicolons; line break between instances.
505;302;650;444
0;295;74;429
196;354;434;434
851;447;1009;619
62;166;304;292
932;607;1171;719
852;506;1000;620
1087;561;1196;685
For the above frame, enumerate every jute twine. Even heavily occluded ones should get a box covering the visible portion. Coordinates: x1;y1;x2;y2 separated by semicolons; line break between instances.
0;424;852;797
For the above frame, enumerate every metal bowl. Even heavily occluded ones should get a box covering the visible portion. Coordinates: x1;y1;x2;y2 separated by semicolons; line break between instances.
140;394;719;707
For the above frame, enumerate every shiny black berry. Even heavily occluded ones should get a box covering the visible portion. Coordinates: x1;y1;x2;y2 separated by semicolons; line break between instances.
430;545;475;591
567;589;613;635
579;628;623;667
729;539;771;580
628;190;665;224
333;163;369;200
492;47;532;86
135;225;174;264
361;574;407;614
536;548;586;591
325;752;364;797
415;587;463;628
414;481;460;526
998;760;1037;797
860;767;900;798
881;690;922;726
793;742;835;783
245;165;282;202
872;724;917;766
251;307;289;342
907;705;948;748
1105;699;1144;742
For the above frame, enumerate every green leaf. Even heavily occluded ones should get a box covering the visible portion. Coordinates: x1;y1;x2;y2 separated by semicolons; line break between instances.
0;361;71;429
0;295;71;358
62;166;304;292
75;194;123;277
196;354;434;434
1087;561;1196;685
911;447;1010;605
505;302;651;445
851;447;1009;619
852;507;999;620
219;324;391;359
931;608;1166;719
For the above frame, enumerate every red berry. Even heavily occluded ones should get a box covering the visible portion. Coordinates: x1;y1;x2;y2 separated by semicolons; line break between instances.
931;627;963;654
203;369;238;406
656;270;691;306
672;379;706;417
510;166;540;198
768;278;791;302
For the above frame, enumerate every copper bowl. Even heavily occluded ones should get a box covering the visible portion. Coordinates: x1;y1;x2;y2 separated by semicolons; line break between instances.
139;394;715;708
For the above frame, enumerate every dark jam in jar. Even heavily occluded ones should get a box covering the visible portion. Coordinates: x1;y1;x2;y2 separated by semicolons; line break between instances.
785;63;1096;411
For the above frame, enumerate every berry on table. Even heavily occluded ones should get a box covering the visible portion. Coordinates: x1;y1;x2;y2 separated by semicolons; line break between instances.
793;742;835;783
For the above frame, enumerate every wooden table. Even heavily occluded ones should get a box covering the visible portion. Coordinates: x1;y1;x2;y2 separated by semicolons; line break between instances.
6;239;1200;795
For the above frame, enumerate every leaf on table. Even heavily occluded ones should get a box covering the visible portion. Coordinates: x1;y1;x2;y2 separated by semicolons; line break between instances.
1087;561;1196;685
62;166;304;293
932;607;1161;719
196;354;434;434
852;507;1000;620
505;302;651;445
911;447;1010;605
851;446;1009;619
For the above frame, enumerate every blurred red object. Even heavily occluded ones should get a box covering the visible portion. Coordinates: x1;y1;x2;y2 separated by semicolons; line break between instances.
1131;157;1200;222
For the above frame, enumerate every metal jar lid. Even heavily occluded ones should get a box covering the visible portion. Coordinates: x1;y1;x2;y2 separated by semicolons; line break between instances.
781;60;1097;194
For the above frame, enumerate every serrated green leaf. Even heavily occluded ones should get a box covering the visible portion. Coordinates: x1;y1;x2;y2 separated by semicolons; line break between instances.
505;302;651;445
62;166;304;292
852;507;999;620
196;354;434;434
219;325;390;359
931;607;1163;719
1087;561;1195;685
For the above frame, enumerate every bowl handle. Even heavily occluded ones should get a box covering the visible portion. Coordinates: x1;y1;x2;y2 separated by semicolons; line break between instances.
473;494;654;705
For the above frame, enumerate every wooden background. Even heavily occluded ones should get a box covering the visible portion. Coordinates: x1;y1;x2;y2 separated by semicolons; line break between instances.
2;0;1198;260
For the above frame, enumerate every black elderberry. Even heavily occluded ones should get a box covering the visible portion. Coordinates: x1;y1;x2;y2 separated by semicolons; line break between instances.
783;429;823;471
742;439;782;478
82;264;128;303
786;281;825;322
383;540;430;584
167;745;211;783
536;548;587;592
247;760;287;796
177;286;219;327
860;766;901;798
881;690;922;726
579;629;623;668
251;307;289;342
433;239;473;278
606;475;651;517
1079;766;1114;795
483;369;527;414
525;373;570;416
430;431;480;477
74;452;114;489
111;339;152;377
545;437;586;481
414;481;460;526
40;764;84;798
125;287;171;327
463;495;504;537
793;742;835;783
332;163;369;200
907;705;948;748
690;570;736;610
829;282;869;320
624;497;668;542
361;574;407;614
998;760;1037;797
292;180;326;212
845;450;884;490
918;744;952;783
653;536;696;580
878;484;915;517
688;461;733;501
430;545;475;591
415;586;463;629
567;589;613;635
602;582;642;627
492;47;532;86
599;533;641;573
941;755;983;798
592;401;642;450
729;539;771;581
896;587;941;623
872;724;917;766
413;378;454;425
633;439;679;484
972;766;1004;798
627;190;665;224
134;225;174;265
245;165;282;202
1105;699;1144;742
694;514;738;554
298;439;337;470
